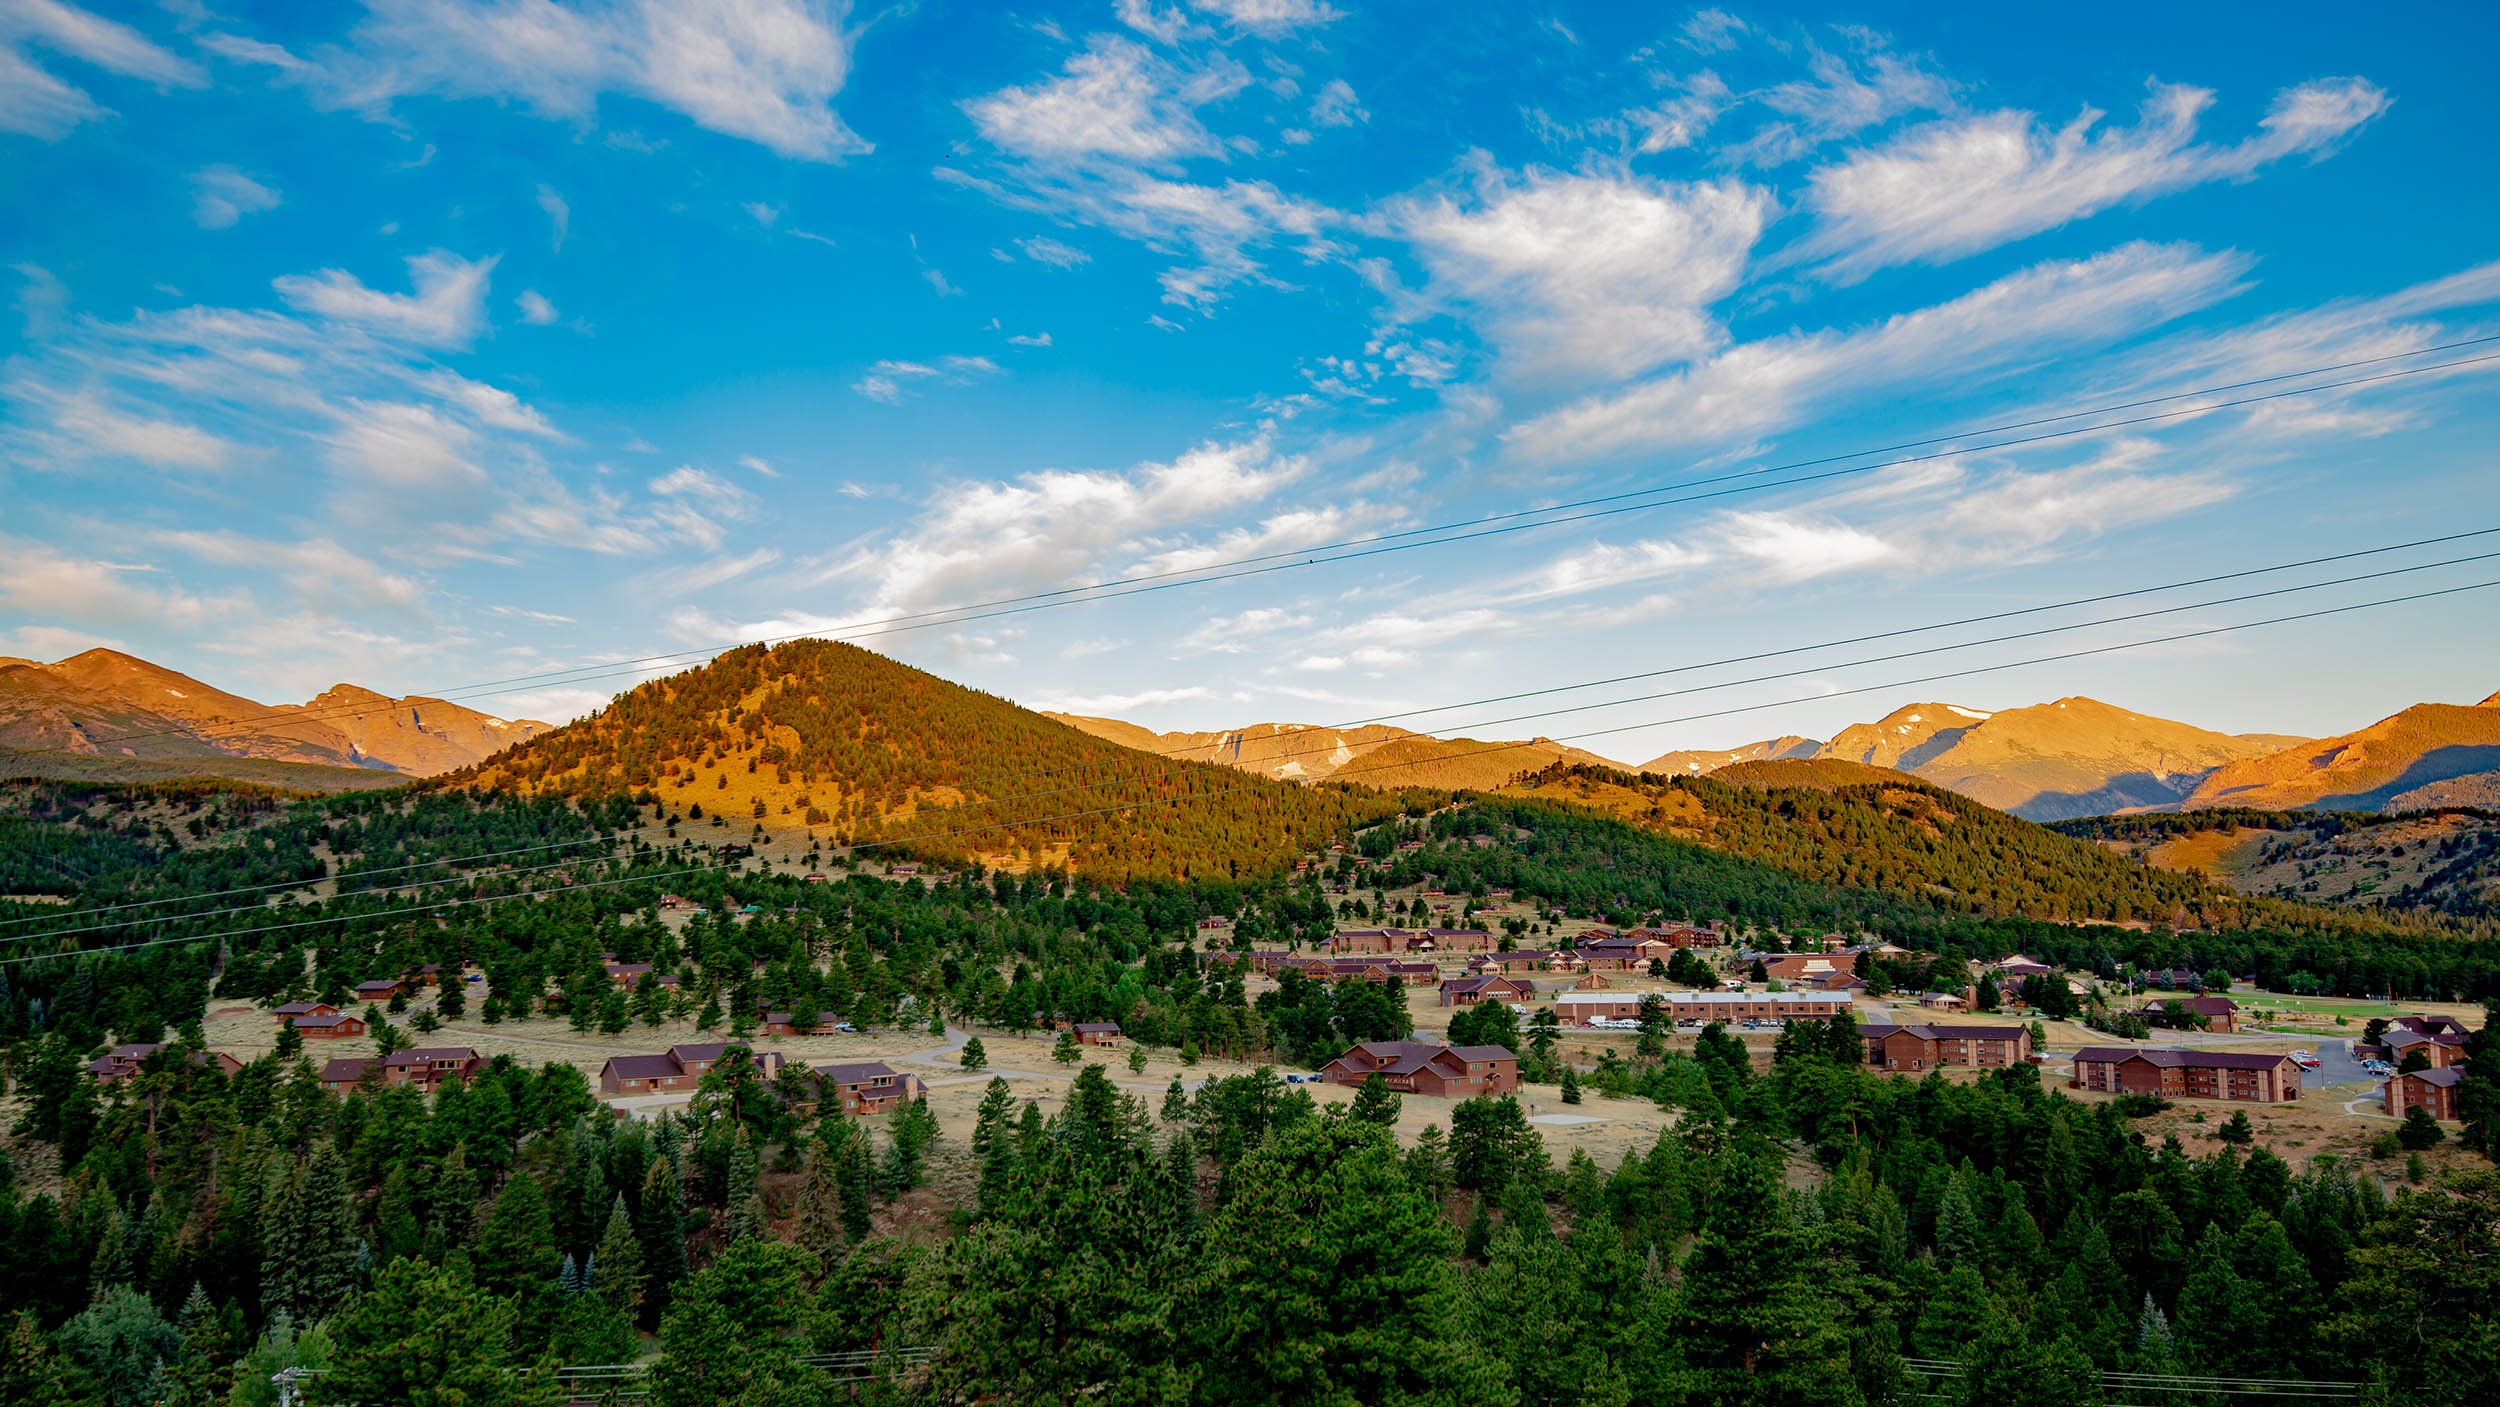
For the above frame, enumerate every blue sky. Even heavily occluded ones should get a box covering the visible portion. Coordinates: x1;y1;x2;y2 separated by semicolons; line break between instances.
4;0;2498;762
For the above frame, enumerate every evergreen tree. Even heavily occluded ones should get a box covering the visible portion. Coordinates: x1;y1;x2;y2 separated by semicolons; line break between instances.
649;1240;825;1407
54;1287;176;1407
158;1283;229;1407
960;1036;988;1070
590;1194;645;1318
1348;1072;1402;1126
314;1258;553;1407
723;1127;764;1243
474;1171;559;1330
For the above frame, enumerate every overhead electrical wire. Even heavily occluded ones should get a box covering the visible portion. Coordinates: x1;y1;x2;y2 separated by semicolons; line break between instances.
13;338;2496;758
5;567;2493;964
6;525;2489;932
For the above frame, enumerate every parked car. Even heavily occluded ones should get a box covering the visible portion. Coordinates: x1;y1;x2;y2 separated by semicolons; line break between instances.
2291;1054;2321;1070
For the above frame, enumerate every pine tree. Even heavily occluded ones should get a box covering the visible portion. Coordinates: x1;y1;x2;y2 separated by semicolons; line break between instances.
722;1127;764;1243
159;1283;229;1407
590;1193;644;1319
320;1258;551;1407
474;1172;559;1327
960;1036;988;1070
1348;1072;1402;1126
635;1156;689;1324
0;1312;69;1407
1560;1065;1583;1105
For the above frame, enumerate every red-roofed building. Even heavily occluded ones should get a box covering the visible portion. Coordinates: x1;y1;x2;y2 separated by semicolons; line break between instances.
599;1043;784;1096
813;1061;920;1115
86;1043;241;1084
293;1011;367;1040
2071;1046;2300;1102
1858;1023;2032;1072
1438;974;1535;1007
2385;1066;2464;1121
1319;1040;1518;1098
2134;995;2241;1033
382;1047;482;1092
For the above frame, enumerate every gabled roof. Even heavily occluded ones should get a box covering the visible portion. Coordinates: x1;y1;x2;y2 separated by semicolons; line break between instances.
817;1060;902;1087
1331;1040;1516;1076
2397;1066;2466;1088
320;1058;373;1083
2072;1046;2293;1071
1072;1022;1121;1034
603;1053;683;1081
1861;1023;2029;1043
384;1046;479;1068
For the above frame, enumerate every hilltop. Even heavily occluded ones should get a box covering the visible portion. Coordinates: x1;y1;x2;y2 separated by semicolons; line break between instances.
1638;735;1817;776
457;639;1425;881
2182;690;2500;811
0;649;546;787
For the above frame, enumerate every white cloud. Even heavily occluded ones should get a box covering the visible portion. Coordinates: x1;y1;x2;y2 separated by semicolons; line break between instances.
1399;169;1768;379
1712;512;1900;582
737;453;781;478
1187;0;1339;33
1679;9;1747;54
967;36;1231;164
1307;78;1364;128
317;0;869;160
1017;234;1091;268
274;250;498;347
537;183;570;250
44;391;233;470
1803;78;2388;279
516;289;558;324
1008;331;1053;347
3;0;205;86
1026;683;1216;714
744;200;780;226
850;353;1002;403
145;528;430;614
1509;241;2249;463
1730;37;1953;165
200;32;311;74
956;36;1333;310
0;44;100;137
191;165;281;229
826;437;1303;615
0;536;228;636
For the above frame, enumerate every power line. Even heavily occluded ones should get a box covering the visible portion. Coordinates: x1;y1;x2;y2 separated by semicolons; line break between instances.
14;340;2494;757
14;523;2487;933
7;570;2489;967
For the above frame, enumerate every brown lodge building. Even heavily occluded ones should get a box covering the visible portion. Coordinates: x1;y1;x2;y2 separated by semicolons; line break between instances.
2071;1046;2302;1103
2386;1066;2464;1121
1859;1023;2033;1072
1320;1040;1518;1098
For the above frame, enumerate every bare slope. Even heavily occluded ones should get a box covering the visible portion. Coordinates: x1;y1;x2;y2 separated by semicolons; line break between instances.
1895;696;2303;821
2183;691;2500;812
0;649;546;785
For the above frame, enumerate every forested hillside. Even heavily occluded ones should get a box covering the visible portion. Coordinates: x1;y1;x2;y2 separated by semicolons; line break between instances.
2066;806;2500;921
459;640;1432;882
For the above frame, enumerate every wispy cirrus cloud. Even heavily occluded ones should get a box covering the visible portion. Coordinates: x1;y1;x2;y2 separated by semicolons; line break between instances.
1508;241;2250;464
1801;77;2389;280
283;0;870;160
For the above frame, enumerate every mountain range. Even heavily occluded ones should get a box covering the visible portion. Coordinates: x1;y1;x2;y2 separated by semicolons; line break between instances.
0;649;548;786
9;642;2498;826
1043;714;1628;791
